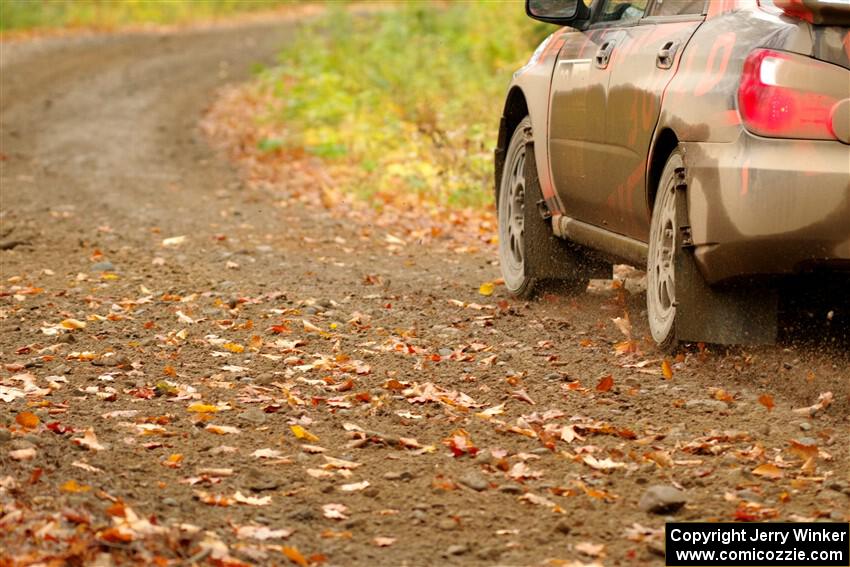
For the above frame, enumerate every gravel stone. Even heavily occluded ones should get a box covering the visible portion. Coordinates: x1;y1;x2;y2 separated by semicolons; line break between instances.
639;485;687;514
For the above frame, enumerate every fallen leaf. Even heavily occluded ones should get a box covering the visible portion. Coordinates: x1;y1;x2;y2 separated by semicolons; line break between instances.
15;411;40;429
478;282;495;296
73;428;105;451
234;491;272;506
758;394;774;412
752;463;783;480
661;359;673;379
290;424;319;442
596;375;614;392
575;541;606;557
60;479;91;493
187;403;220;413
792;392;833;416
582;455;625;471
340;481;370;492
252;448;284;459
235;525;293;540
10;448;37;461
322;503;349;520
282;546;308;566
373;537;396;547
205;424;241;435
444;429;478;458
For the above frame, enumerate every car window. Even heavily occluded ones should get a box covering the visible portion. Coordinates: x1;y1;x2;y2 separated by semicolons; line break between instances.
648;0;706;16
598;0;648;23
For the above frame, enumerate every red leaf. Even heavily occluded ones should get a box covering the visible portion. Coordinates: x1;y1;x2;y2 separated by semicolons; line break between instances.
596;375;614;392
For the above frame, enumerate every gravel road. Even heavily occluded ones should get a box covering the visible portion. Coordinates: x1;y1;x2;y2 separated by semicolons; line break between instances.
1;16;848;566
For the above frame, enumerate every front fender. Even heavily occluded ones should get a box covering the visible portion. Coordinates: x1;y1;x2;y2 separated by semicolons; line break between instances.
496;29;569;214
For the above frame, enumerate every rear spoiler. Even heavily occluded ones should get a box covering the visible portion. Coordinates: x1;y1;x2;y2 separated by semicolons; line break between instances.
771;0;850;25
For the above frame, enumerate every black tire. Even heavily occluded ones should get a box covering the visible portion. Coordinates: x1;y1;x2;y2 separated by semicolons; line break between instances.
497;117;600;299
647;149;683;352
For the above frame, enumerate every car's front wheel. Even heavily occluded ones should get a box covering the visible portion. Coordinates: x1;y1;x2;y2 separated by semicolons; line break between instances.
498;116;609;299
647;150;684;351
497;119;533;297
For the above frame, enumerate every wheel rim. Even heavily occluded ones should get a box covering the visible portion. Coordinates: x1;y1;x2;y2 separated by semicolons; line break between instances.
647;177;677;342
499;140;527;292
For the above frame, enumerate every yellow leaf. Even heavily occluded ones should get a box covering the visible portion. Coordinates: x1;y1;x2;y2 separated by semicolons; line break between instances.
661;359;673;379
478;282;495;296
60;319;87;330
60;479;91;493
162;453;183;468
187;403;219;413
222;342;245;353
752;463;783;480
290;424;319;442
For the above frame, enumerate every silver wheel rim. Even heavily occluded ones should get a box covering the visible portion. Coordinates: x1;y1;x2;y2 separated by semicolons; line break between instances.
647;176;677;343
498;137;527;292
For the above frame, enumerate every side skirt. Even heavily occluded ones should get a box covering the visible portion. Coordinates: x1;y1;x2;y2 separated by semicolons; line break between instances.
551;214;648;268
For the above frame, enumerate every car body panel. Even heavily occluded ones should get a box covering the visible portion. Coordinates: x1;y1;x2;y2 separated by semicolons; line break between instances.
602;18;702;240
684;133;850;283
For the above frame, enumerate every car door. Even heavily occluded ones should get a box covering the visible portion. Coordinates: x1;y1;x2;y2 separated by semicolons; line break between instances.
603;0;706;241
548;0;649;230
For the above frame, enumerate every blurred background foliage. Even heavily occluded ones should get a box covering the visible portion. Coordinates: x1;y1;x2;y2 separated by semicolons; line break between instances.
3;0;551;212
0;0;295;31
258;2;549;209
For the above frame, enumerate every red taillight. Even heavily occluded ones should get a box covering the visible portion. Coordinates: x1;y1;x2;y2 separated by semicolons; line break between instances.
737;48;846;141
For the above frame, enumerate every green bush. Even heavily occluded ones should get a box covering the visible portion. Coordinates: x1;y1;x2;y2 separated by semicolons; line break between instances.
260;1;549;209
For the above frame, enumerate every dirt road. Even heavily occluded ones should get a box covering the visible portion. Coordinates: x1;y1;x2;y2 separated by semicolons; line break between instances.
1;17;848;566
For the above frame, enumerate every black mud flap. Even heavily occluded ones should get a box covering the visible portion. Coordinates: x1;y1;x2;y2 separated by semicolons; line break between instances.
672;168;778;345
523;143;610;281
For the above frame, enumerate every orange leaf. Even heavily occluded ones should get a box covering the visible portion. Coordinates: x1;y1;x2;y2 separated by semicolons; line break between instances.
15;411;40;429
758;394;774;412
249;335;263;349
661;359;673;379
714;388;734;402
105;501;127;518
596;375;614;392
788;439;818;461
99;527;134;543
752;463;783;480
282;546;308;567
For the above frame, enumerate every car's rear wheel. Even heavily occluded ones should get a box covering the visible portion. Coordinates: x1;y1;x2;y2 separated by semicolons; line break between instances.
647;150;683;351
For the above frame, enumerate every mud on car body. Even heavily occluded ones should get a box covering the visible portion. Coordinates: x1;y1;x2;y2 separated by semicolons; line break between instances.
495;0;850;350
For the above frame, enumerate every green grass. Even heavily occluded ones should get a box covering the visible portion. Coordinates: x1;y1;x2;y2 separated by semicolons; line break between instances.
258;1;549;210
0;0;295;32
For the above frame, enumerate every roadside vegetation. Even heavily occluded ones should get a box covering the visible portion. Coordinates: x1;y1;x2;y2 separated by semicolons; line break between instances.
0;0;295;32
252;2;548;210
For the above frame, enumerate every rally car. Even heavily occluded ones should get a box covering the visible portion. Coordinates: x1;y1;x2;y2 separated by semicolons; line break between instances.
495;0;850;349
